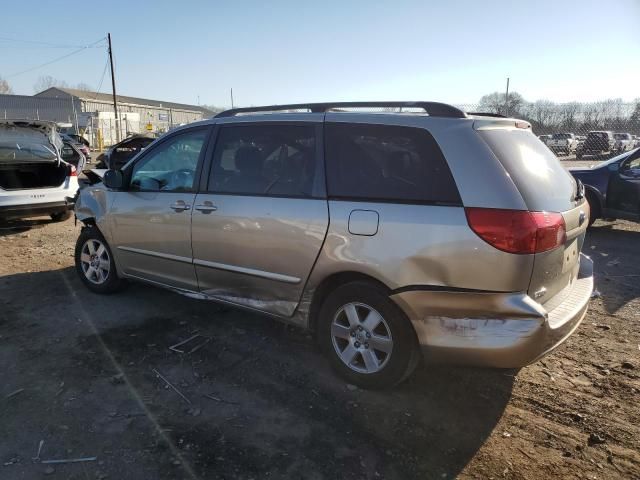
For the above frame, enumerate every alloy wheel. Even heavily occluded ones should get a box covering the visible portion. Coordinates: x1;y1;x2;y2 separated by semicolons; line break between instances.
331;302;393;374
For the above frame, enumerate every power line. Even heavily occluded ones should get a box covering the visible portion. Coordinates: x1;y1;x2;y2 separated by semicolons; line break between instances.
0;35;104;49
5;37;107;78
92;56;110;100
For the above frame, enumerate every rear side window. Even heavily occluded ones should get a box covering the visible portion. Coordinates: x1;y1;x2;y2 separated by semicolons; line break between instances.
325;123;461;205
479;129;576;212
208;125;317;197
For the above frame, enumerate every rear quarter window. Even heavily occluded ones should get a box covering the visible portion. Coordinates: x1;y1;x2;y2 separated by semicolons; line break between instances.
325;123;461;205
478;129;577;212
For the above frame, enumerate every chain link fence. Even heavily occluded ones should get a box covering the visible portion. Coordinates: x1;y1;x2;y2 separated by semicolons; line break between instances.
458;100;640;160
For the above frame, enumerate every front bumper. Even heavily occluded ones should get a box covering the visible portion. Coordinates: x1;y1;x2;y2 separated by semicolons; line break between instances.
390;254;594;368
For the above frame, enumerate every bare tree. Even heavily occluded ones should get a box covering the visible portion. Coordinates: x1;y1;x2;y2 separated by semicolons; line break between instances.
75;82;93;92
0;75;13;94
558;102;580;130
33;75;68;93
478;91;525;116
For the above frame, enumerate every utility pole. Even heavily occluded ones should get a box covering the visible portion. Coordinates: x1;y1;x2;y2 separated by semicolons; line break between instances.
505;77;510;117
108;33;120;142
230;88;234;108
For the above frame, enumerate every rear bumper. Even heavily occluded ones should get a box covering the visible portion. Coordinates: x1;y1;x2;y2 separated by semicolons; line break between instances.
0;200;74;219
391;254;594;368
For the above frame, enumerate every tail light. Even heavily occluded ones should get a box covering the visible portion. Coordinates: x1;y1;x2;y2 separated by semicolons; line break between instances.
465;208;566;254
68;165;78;177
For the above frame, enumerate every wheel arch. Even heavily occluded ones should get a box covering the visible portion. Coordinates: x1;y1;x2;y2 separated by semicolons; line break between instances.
584;185;604;219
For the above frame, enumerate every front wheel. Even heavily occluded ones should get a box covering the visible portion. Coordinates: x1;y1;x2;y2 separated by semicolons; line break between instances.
318;281;419;389
75;226;127;294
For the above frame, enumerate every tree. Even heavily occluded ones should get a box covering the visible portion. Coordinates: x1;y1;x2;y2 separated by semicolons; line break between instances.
75;82;93;92
33;75;68;93
0;75;13;94
478;91;525;116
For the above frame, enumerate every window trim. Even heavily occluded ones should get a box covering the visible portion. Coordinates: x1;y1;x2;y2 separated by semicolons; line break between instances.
323;121;463;207
124;126;212;193
203;121;326;199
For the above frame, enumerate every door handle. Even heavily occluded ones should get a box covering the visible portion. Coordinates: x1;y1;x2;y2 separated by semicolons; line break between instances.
170;201;191;212
194;202;217;213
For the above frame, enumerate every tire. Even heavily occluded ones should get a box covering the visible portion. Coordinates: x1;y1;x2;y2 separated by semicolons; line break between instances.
74;226;127;294
585;192;599;228
50;211;72;222
317;281;419;389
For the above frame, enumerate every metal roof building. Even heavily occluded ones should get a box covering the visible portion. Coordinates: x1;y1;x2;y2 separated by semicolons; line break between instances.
1;88;213;147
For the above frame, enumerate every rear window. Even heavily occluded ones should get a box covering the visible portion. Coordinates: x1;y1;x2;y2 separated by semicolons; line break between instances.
325;123;461;205
478;129;576;212
552;133;572;139
588;132;609;139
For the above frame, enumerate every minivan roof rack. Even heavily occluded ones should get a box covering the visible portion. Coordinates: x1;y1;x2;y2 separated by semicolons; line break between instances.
215;102;467;119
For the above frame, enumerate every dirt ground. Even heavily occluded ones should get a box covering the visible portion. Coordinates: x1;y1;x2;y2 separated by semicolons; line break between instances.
1;211;639;479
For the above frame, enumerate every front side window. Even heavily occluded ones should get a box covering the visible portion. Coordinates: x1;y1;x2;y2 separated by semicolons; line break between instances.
325;123;460;204
130;128;207;192
208;124;317;197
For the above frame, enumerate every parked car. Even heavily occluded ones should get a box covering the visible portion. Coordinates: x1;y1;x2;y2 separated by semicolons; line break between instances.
95;134;155;170
74;102;593;388
633;135;640;148
538;134;552;145
60;133;91;162
0;120;79;222
548;132;578;155
613;132;633;153
65;133;90;148
576;131;615;158
569;147;640;225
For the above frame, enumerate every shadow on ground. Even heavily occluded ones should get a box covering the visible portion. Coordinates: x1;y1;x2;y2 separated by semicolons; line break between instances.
1;267;514;479
586;222;640;315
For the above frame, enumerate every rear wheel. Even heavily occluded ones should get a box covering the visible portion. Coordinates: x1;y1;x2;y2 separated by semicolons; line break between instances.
318;281;419;389
75;226;127;294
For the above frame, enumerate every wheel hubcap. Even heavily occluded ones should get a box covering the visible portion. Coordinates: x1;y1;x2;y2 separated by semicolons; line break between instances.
80;239;110;285
331;302;393;374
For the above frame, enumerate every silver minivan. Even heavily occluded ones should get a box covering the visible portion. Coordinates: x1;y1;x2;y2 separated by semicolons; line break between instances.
74;102;594;388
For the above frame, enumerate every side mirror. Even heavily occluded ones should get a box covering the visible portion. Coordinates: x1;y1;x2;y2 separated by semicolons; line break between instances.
608;163;620;172
103;169;124;189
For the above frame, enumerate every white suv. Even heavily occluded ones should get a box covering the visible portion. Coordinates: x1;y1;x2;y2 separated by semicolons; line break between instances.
0;120;80;222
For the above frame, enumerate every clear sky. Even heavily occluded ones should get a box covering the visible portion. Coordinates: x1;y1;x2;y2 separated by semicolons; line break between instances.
1;0;639;108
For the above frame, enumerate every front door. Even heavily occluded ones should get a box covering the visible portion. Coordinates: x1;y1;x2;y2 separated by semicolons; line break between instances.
191;121;328;317
108;127;210;290
607;151;640;220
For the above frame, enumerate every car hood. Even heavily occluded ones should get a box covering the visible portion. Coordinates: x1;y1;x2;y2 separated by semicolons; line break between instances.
0;120;63;163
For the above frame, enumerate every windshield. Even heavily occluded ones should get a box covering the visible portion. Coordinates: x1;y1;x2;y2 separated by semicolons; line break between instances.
614;133;629;140
552;133;572;139
0;141;57;162
588;132;608;139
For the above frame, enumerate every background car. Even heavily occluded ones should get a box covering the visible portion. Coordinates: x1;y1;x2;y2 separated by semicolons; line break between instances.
60;133;91;162
548;132;578;155
0;120;79;222
95;134;155;170
538;134;552;145
569;147;640;225
576;131;615;158
613;132;633;153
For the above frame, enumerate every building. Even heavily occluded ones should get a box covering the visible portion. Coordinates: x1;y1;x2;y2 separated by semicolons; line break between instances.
0;88;213;147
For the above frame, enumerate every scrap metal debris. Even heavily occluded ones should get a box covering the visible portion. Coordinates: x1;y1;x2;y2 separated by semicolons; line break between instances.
32;440;44;462
5;388;24;399
41;457;97;464
152;368;191;404
169;334;211;354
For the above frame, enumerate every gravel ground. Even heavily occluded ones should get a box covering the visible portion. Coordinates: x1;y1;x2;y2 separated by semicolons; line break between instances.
0;212;639;479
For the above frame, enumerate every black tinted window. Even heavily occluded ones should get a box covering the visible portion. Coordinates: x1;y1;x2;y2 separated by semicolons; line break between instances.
209;125;317;197
325;123;460;204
